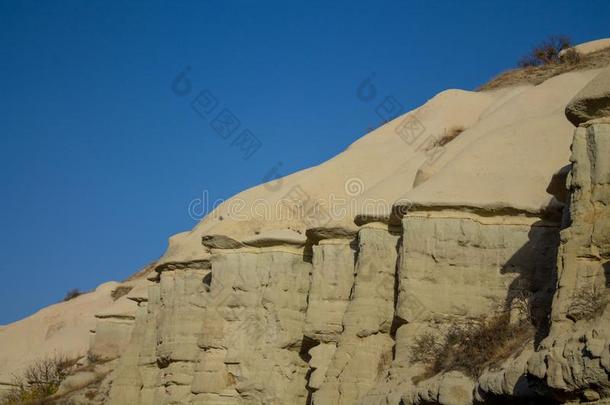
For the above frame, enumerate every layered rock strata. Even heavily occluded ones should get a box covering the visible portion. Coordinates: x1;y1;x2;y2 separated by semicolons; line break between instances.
5;44;610;405
99;70;610;405
104;209;569;404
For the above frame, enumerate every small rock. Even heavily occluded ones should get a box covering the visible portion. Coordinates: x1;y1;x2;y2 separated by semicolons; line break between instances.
582;388;601;402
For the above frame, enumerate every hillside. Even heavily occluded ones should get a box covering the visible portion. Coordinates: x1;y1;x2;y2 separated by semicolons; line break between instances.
2;39;610;405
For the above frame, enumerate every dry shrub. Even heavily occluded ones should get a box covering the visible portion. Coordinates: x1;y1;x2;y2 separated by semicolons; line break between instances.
62;289;83;302
412;313;534;382
423;126;465;152
86;352;103;366
518;35;572;67
1;354;79;404
560;47;582;65
437;126;465;147
479;38;610;91
410;331;443;365
110;285;133;301
377;349;393;378
567;285;608;321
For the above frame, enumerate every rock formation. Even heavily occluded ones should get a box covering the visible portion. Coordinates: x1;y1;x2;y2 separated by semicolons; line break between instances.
2;40;610;405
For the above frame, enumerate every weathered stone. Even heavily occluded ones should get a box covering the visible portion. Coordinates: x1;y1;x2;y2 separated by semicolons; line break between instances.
566;66;610;126
10;54;610;405
525;124;610;399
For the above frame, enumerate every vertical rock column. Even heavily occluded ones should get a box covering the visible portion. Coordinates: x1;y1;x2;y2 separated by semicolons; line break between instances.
107;262;211;405
191;247;312;405
108;281;163;404
315;224;399;405
155;266;209;404
528;122;610;400
302;235;357;402
549;122;610;331
389;211;559;404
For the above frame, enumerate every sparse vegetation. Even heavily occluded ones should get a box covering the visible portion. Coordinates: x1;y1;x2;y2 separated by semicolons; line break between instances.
124;260;158;281
110;285;133;301
377;349;393;378
509;289;535;324
62;289;83;302
1;354;79;405
567;285;608;321
517;35;572;67
427;125;466;149
411;312;534;382
410;331;443;365
479;36;610;91
86;352;101;365
560;47;582;65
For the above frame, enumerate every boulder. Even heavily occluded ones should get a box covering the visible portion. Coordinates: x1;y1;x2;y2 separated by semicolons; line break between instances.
566;66;610;126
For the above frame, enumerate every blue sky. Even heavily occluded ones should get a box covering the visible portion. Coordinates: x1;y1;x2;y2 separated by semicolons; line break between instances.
1;0;609;324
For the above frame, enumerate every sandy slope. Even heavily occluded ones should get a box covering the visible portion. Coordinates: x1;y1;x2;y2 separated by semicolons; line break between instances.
1;39;608;390
0;282;117;389
156;67;603;269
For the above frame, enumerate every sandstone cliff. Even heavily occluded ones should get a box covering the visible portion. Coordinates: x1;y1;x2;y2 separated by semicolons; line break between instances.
2;40;610;405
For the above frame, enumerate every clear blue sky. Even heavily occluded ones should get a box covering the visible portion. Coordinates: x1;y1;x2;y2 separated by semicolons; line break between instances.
1;0;608;324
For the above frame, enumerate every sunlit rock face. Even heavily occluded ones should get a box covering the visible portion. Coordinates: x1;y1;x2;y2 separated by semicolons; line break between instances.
103;68;610;405
523;122;610;403
5;41;610;405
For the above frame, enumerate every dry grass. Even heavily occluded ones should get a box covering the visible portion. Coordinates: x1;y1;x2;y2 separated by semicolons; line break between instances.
411;313;534;382
1;353;114;404
421;125;466;153
478;45;610;91
376;349;393;378
62;289;83;302
1;354;80;405
110;285;133;301
426;125;465;149
124;261;157;281
567;285;608;321
410;331;442;365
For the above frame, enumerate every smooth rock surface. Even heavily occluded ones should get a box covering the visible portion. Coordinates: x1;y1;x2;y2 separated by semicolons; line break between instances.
566;66;610;126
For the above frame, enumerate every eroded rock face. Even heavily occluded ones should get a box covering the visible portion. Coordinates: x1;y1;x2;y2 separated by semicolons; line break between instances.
362;212;560;405
312;226;398;405
109;247;313;404
100;129;608;405
14;55;610;405
566;66;610;126
102;213;564;405
102;128;610;405
524;122;610;402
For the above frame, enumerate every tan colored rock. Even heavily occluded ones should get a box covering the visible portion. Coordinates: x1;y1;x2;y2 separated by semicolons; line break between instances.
89;282;147;360
437;372;474;405
307;342;336;390
6;40;610;405
566;66;610;126
562;38;610;57
304;239;356;342
0;281;118;389
109;247;312;404
525;123;610;399
313;226;398;404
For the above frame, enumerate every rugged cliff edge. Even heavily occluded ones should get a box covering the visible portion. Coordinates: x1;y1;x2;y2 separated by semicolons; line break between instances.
2;42;610;405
